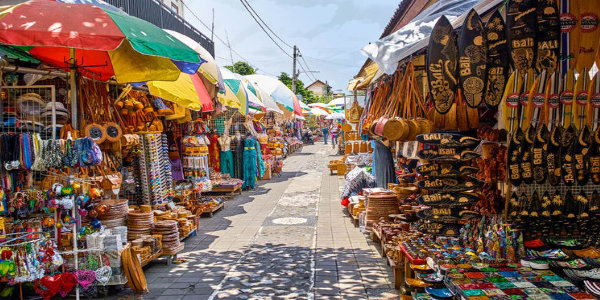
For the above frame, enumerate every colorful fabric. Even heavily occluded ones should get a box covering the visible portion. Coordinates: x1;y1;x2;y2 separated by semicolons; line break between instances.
208;134;220;173
220;150;234;177
233;137;244;180
255;140;265;178
242;138;257;189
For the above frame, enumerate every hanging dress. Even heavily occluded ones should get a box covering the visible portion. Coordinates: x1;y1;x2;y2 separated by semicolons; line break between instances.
207;133;220;173
255;139;265;178
218;135;234;177
242;137;257;189
233;136;244;180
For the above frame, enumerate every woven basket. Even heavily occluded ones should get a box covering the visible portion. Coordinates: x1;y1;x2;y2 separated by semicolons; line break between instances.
382;118;406;141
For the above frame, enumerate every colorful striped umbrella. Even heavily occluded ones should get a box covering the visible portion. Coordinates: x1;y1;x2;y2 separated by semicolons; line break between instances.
0;0;201;83
146;73;213;112
164;29;225;91
219;67;248;115
244;74;303;115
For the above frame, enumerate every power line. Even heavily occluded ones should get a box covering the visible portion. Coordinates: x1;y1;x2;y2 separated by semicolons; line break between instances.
239;0;292;58
297;49;318;82
239;0;293;49
180;1;259;68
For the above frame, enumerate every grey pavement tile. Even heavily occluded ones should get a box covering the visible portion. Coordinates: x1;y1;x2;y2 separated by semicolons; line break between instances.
155;296;183;300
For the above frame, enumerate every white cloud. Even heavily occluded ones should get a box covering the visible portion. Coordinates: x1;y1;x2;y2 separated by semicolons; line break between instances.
185;0;397;90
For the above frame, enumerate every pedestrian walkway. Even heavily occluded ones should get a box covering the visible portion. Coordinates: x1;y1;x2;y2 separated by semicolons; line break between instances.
117;143;399;300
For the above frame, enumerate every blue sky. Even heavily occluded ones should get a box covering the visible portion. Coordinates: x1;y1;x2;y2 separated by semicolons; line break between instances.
185;0;397;92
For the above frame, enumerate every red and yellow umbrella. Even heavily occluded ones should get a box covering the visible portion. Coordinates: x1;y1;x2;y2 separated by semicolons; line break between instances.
0;0;202;83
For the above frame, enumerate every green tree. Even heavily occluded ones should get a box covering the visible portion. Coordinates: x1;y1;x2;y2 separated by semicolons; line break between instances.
224;61;255;75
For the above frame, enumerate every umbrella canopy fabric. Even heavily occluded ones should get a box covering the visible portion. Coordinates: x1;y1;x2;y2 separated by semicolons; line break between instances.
327;97;347;108
147;73;213;112
245;74;302;115
244;78;283;114
164;29;225;90
219;67;248;115
0;0;201;83
217;84;241;109
309;107;330;116
308;103;333;113
241;78;265;111
325;112;345;120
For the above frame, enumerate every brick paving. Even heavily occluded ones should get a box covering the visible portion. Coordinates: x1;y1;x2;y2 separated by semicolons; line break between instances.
113;143;399;300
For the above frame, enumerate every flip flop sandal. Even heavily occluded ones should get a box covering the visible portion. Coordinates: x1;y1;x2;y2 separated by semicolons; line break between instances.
553;259;590;269
529;260;550;270
584;280;600;297
417;192;480;207
564;269;586;283
520;125;535;184
575;126;591;185
532;123;549;184
547;124;563;186
537;249;570;260
583;258;600;267
424;287;453;299
417;163;478;177
574;268;600;280
560;124;577;186
508;130;523;186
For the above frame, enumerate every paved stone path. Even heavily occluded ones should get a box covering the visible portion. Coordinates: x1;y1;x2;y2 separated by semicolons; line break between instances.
117;143;399;300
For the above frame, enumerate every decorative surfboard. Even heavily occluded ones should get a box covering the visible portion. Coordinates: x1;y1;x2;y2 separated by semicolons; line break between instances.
459;9;487;108
507;0;537;73
574;125;591;185
524;71;547;131
590;126;600;184
532;124;549;184
574;0;600;73
416;133;480;148
417;222;462;236
547;124;564;186
519;69;536;130
428;16;459;114
536;0;561;73
416;163;478;177
544;72;561;129
417;177;484;192
560;0;580;73
416;208;479;222
561;70;576;128
502;71;524;131
560;123;577;185
417;193;480;207
417;149;480;161
484;10;509;108
587;73;600;128
573;70;590;130
508;129;523;186
520;124;535;184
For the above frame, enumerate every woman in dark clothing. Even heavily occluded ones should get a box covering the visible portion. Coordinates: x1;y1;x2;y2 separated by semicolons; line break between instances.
372;140;397;188
233;133;244;180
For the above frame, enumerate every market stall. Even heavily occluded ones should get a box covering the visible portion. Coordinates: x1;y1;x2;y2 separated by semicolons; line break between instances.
342;0;600;298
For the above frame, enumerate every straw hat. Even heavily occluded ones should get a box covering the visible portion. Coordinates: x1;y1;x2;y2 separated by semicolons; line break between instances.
41;102;69;118
17;93;45;116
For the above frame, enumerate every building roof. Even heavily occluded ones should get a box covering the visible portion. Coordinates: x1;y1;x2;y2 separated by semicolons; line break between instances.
306;80;327;89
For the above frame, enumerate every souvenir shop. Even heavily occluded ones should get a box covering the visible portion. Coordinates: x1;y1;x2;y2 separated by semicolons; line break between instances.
339;0;600;298
0;55;301;299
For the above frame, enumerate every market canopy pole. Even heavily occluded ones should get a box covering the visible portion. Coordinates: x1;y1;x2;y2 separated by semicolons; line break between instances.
69;48;78;129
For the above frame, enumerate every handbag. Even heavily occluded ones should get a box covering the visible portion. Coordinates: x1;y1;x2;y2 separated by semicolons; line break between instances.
100;155;122;191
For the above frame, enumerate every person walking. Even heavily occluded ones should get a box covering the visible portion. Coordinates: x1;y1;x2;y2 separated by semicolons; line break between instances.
330;123;338;148
322;122;329;144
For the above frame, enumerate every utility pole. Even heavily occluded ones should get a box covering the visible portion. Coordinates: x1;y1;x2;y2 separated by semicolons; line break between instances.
292;45;298;94
226;31;235;72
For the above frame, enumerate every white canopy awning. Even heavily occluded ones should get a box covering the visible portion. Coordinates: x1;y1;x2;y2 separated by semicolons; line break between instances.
361;0;502;76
